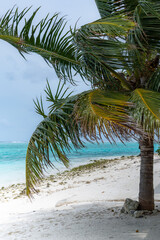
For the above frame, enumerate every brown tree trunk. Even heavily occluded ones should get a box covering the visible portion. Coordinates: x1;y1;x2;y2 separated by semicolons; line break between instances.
139;137;154;210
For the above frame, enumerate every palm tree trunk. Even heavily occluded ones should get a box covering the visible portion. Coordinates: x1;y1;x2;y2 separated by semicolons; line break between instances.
139;137;154;210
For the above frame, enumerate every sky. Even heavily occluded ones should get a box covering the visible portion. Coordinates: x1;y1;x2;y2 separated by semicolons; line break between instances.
0;0;99;142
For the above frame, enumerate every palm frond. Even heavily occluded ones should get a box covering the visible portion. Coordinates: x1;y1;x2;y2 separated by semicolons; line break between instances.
75;28;139;90
44;79;73;113
26;109;83;196
127;1;160;51
0;7;82;82
77;1;160;88
26;84;143;196
147;68;160;91
73;89;141;143
33;96;47;118
95;1;160;52
95;0;139;18
81;15;136;38
27;81;84;196
130;88;160;135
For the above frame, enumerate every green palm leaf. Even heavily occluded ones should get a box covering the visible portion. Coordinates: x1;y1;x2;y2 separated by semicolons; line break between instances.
0;7;81;82
147;68;160;92
26;81;83;196
75;31;137;90
26;83;142;196
127;1;160;51
95;0;139;18
95;1;160;51
73;89;141;143
81;15;136;37
26;111;83;196
130;88;160;134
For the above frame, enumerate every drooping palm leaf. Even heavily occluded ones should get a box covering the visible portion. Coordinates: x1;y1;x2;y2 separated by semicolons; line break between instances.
75;28;136;90
81;15;136;38
44;80;73;113
147;68;160;91
26;110;84;196
26;82;143;196
0;7;82;82
95;0;160;18
130;88;160;135
26;82;83;196
75;8;147;90
78;14;138;70
95;1;160;51
73;89;142;143
95;0;139;18
126;1;160;52
77;1;160;89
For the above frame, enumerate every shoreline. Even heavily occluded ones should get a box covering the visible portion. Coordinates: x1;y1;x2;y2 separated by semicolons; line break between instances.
0;141;144;189
0;153;159;202
0;153;136;189
0;154;136;202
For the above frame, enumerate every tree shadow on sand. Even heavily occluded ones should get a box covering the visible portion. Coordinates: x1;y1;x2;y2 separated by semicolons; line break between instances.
0;202;160;240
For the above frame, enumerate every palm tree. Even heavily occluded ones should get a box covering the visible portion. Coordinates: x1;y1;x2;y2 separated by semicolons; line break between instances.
2;2;160;211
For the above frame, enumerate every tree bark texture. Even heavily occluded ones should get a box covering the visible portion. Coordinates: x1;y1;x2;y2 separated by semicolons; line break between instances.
139;137;154;210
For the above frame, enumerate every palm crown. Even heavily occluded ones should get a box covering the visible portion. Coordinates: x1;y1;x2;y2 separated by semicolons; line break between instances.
1;1;160;209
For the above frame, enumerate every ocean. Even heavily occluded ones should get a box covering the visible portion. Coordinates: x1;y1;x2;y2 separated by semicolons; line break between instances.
0;141;158;187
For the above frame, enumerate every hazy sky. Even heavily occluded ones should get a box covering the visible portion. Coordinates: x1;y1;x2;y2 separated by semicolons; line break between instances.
0;0;99;142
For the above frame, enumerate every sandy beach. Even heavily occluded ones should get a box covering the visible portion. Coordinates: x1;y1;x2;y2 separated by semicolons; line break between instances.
0;155;160;240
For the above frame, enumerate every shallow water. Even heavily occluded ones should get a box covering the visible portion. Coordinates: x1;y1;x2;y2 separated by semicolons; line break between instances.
0;141;158;187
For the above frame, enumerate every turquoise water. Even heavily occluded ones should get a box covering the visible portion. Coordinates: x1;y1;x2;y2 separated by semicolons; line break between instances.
0;141;158;187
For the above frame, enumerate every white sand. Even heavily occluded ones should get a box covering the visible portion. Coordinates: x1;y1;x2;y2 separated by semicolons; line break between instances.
0;155;160;240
